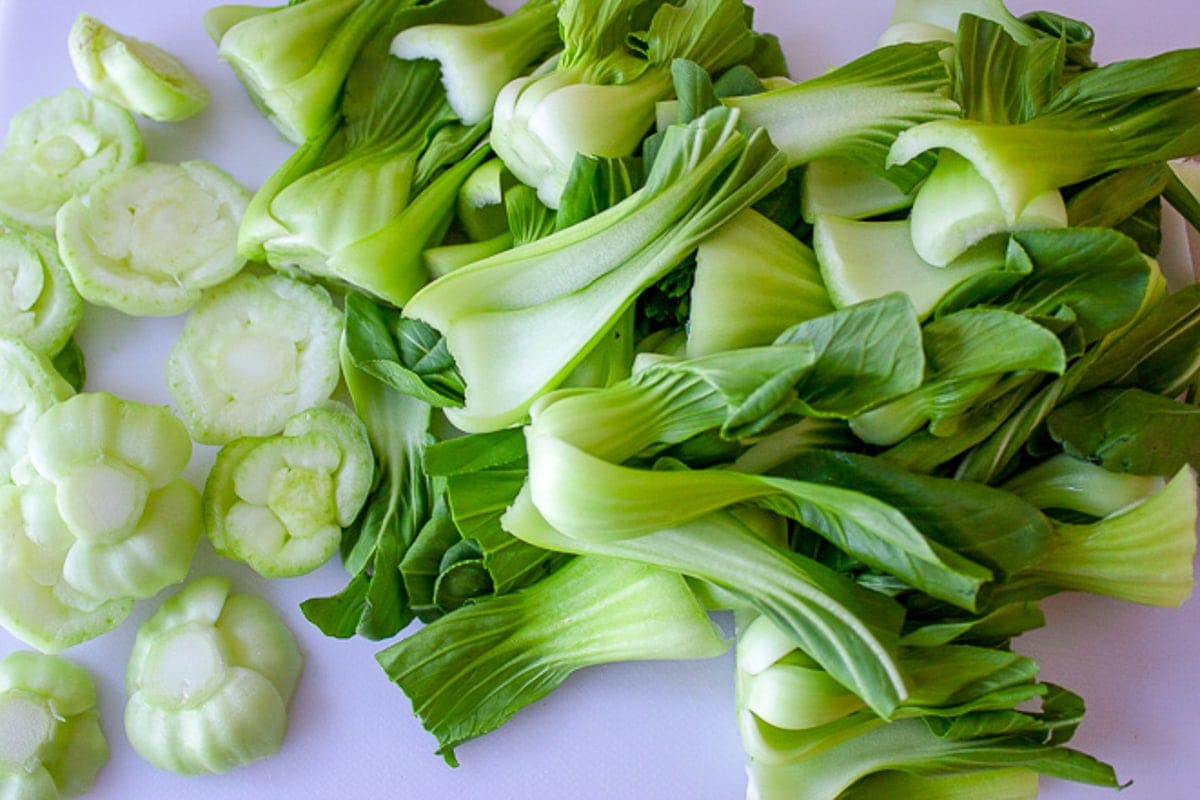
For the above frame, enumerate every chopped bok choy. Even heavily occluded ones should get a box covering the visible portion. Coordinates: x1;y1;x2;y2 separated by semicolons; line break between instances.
0;337;73;480
0;392;200;653
490;0;759;208
0;88;142;233
165;271;342;445
68;13;210;122
0;215;83;359
124;575;303;775
0;650;109;799
55;160;249;316
404;106;787;432
204;400;375;578
377;555;728;764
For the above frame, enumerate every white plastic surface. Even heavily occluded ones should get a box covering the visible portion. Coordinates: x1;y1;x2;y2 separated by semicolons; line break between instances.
0;1;1197;798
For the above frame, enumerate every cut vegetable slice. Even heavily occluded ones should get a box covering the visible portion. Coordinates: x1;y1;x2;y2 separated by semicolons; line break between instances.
164;271;342;445
124;575;303;775
0;88;143;232
0;650;109;798
0;337;73;480
204;401;374;578
56;160;249;316
0;393;203;646
812;214;1004;317
68;13;210;122
0;215;83;358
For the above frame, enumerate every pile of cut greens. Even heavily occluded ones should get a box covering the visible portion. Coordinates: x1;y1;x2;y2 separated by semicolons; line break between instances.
196;0;1200;796
202;0;1200;796
201;0;1200;796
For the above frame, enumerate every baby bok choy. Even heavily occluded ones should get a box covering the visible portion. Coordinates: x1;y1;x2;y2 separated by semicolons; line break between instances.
68;13;210;122
390;0;561;126
890;26;1200;236
205;0;402;144
489;0;760;208
403;105;787;432
377;555;728;764
240;0;498;306
735;615;1119;800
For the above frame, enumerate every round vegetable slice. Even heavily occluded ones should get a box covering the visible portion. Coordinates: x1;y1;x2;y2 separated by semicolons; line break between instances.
0;337;73;481
0;392;201;652
55;160;250;316
0;88;143;232
204;400;374;578
68;13;210;122
0;650;110;798
0;215;83;358
164;271;342;445
124;575;303;775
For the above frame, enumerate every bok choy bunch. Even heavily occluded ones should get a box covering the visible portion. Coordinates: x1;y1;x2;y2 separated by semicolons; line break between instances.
181;0;1200;796
489;0;763;208
404;105;787;432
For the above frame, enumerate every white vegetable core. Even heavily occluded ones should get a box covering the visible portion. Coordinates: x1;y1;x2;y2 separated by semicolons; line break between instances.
146;625;226;707
58;460;148;543
0;693;53;767
32;123;98;176
215;334;299;399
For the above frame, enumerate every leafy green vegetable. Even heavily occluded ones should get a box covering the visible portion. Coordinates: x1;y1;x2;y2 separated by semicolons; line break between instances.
490;0;758;207
300;325;436;640
686;207;832;357
890;45;1200;223
242;0;499;305
850;309;1065;446
725;41;960;189
390;0;561;125
745;690;1119;800
207;0;400;143
1015;466;1197;607
404;106;786;432
377;555;727;764
1000;453;1164;518
1047;388;1200;476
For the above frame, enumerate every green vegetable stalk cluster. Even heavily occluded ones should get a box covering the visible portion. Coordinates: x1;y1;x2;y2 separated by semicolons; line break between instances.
3;0;1200;797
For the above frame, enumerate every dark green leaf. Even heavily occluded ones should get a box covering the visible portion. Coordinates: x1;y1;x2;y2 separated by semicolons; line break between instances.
343;292;465;406
423;428;527;476
50;337;86;392
776;293;925;418
779;450;1053;579
1002;228;1150;344
1048;387;1200;475
400;495;465;622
